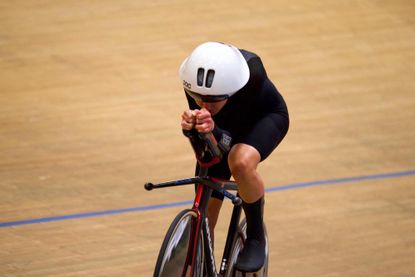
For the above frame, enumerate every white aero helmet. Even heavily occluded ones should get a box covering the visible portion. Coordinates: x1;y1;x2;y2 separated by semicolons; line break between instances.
179;42;250;102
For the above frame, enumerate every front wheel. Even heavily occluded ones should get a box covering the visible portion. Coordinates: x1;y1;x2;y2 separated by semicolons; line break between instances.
225;219;269;277
153;209;204;277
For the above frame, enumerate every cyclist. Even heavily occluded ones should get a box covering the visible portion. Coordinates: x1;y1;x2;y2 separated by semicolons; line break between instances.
180;42;289;273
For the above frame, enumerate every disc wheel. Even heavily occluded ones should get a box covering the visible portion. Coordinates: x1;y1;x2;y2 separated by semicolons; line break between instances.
154;209;204;277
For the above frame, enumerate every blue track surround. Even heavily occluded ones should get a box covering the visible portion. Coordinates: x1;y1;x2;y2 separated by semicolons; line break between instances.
1;170;414;228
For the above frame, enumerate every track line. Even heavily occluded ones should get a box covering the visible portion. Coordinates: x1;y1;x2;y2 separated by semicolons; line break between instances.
1;170;414;228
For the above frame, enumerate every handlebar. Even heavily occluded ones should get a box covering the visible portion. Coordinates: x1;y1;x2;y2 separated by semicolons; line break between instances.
144;177;242;206
144;182;154;191
183;129;223;168
144;129;239;205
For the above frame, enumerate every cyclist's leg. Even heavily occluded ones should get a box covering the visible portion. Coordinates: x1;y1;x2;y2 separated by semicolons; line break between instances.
229;113;288;272
228;144;263;202
230;112;289;202
228;144;266;273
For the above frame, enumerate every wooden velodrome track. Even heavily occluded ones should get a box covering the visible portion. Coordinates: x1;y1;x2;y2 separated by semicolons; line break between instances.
1;0;415;276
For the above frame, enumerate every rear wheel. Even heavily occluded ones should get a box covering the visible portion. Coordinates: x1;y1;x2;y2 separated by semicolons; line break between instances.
154;209;204;277
226;219;269;277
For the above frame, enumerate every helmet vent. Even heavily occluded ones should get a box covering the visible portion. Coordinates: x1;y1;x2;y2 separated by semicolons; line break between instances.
197;68;205;86
206;69;215;88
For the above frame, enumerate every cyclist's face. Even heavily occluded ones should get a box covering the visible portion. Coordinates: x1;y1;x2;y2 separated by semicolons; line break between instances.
196;99;228;115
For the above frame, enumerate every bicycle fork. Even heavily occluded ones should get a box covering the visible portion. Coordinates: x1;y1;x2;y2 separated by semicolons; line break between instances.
187;183;217;277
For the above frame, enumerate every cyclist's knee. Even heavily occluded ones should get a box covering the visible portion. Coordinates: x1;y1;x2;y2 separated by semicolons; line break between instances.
228;144;260;178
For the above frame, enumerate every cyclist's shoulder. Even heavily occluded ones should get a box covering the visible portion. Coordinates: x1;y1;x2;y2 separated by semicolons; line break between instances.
237;49;268;90
239;49;259;61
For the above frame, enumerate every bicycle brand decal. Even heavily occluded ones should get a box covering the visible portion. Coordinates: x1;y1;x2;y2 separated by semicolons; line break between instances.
204;217;217;273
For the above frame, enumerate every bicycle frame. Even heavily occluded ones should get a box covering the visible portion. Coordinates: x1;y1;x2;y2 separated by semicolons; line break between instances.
145;129;249;276
145;166;243;276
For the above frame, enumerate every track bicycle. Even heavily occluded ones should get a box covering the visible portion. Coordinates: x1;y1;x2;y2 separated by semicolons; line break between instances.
145;129;269;276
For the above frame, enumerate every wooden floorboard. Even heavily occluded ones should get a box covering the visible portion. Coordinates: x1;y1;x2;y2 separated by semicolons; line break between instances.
1;0;415;276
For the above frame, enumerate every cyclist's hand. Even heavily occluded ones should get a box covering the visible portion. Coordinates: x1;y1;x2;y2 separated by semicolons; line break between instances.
181;109;199;130
195;108;214;133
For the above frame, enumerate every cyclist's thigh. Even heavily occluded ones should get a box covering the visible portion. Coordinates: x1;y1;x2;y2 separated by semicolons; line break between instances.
235;113;289;161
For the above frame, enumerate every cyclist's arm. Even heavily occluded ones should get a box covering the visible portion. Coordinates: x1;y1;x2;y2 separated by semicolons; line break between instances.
212;125;232;153
195;108;232;154
184;92;232;154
